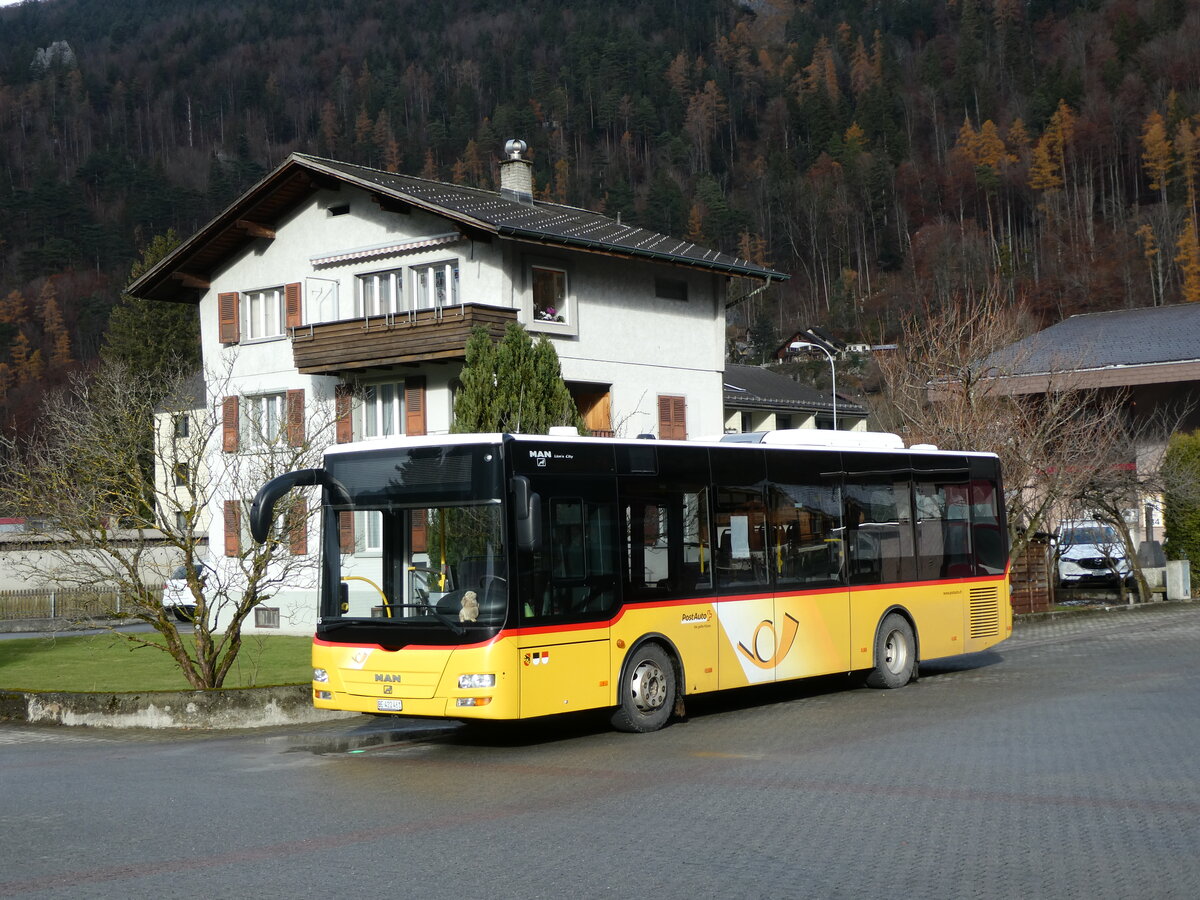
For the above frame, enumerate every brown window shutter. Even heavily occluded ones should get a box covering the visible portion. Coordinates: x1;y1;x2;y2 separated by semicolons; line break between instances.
657;394;686;440
286;389;305;447
224;500;241;557
338;511;355;554
285;282;302;329
218;292;240;344
335;384;353;444
288;498;308;556
411;509;428;553
404;376;426;436
222;396;239;452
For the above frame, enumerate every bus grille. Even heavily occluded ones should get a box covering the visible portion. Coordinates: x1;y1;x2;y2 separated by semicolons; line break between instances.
968;587;1001;639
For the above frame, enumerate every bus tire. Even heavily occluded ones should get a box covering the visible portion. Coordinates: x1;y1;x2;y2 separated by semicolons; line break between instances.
865;613;916;689
611;643;676;733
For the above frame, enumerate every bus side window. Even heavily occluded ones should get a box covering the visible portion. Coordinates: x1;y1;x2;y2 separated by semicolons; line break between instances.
844;479;915;585
620;488;712;600
915;479;984;579
713;486;769;590
970;479;1006;574
768;481;842;587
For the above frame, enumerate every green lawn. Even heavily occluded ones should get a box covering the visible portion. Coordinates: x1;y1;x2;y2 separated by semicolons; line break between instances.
0;632;313;692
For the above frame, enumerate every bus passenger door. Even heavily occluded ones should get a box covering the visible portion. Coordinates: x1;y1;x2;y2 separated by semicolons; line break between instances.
518;489;617;718
713;490;776;688
766;451;850;681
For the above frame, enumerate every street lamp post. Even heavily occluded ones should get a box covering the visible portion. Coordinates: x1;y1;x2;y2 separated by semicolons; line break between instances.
789;341;838;430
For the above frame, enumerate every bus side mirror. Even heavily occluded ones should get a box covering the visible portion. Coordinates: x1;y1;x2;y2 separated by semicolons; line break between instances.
250;469;347;543
511;476;542;552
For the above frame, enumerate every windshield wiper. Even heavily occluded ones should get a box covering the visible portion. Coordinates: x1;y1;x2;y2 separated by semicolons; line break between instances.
387;603;466;635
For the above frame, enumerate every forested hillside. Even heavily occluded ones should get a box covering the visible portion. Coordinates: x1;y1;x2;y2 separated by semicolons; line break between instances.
1;0;1199;426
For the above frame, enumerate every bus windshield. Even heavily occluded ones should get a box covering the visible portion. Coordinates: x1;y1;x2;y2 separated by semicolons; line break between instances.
320;443;508;635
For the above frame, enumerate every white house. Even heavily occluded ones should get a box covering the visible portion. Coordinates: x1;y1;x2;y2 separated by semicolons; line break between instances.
129;142;785;633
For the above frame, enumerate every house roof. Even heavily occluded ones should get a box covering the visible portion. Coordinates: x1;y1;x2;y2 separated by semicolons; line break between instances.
724;363;866;415
129;152;788;303
983;303;1200;393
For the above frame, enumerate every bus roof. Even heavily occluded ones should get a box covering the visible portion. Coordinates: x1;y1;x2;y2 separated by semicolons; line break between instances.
323;430;998;460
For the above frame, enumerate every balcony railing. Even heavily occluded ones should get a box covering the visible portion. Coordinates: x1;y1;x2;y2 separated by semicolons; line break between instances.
291;303;518;375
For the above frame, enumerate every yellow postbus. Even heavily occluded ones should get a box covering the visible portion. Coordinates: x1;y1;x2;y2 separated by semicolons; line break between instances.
251;430;1011;732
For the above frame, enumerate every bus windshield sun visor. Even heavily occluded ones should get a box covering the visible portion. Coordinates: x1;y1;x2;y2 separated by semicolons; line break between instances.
249;469;350;543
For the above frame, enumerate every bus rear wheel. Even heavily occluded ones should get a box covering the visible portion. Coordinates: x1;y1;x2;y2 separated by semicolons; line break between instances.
865;613;916;689
611;643;675;733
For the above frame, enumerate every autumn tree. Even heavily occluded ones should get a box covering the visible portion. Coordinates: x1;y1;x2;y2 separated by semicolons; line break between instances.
1141;110;1173;206
871;286;1124;559
41;293;71;370
1177;220;1200;303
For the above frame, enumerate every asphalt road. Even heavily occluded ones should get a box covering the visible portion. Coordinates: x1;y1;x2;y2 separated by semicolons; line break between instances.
2;604;1199;899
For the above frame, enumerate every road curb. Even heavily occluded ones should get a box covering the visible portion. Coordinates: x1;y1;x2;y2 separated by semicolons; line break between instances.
1015;597;1194;624
0;684;359;730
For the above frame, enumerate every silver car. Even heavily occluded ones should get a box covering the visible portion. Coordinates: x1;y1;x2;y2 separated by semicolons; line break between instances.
1056;521;1131;588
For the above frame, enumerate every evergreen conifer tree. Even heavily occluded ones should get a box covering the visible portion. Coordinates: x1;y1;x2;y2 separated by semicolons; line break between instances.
451;323;582;434
102;230;199;379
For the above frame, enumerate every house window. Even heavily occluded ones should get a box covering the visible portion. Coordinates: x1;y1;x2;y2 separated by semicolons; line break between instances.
242;393;286;448
776;414;793;430
532;266;567;323
244;287;285;340
357;269;404;316
173;415;190;438
358;381;405;439
173;463;190;487
353;510;383;554
175;512;189;532
254;607;281;628
413;261;459;310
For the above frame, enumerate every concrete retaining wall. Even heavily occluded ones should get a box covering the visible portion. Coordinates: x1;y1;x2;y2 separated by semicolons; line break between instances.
0;684;359;730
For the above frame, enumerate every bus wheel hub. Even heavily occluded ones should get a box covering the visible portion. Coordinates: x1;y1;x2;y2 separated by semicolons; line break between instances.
630;659;667;711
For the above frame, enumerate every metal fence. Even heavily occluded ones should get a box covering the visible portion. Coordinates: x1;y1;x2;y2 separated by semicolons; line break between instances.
0;585;163;621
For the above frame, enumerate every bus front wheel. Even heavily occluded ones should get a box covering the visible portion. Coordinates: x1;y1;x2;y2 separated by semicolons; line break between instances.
611;643;676;733
865;614;916;689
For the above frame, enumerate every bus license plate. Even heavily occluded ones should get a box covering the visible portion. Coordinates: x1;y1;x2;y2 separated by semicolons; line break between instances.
376;699;403;712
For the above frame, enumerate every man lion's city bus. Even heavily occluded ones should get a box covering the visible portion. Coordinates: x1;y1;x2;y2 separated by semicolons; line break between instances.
250;430;1011;732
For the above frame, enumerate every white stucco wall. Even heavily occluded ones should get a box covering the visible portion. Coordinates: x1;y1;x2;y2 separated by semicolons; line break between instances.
192;183;737;633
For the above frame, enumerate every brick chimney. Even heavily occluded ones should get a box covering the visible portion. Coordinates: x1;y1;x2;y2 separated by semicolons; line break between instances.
499;139;533;203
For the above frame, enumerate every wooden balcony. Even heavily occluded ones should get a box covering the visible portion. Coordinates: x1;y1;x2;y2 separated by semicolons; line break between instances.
291;303;518;375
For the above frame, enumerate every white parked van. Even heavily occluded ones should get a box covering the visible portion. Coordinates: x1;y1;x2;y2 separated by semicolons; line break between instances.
1056;520;1131;588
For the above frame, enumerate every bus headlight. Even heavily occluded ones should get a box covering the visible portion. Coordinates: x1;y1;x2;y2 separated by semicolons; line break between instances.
313;668;329;683
458;673;496;689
